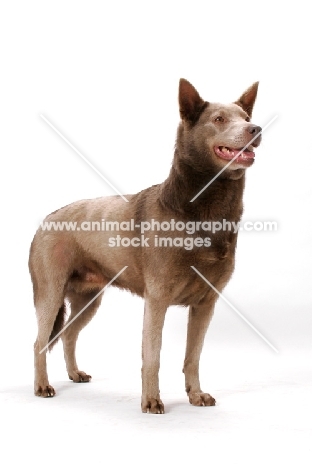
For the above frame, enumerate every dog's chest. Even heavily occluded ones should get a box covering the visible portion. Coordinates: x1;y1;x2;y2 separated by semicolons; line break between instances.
144;231;236;305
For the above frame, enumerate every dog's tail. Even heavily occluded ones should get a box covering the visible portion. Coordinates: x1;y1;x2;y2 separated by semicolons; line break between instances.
48;303;67;352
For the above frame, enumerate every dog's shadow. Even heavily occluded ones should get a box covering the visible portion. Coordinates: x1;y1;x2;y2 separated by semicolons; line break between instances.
65;381;201;414
55;381;188;414
1;381;213;417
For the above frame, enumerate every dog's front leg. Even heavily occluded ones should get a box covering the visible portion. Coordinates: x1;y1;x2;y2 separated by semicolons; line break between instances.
183;298;217;407
141;296;167;414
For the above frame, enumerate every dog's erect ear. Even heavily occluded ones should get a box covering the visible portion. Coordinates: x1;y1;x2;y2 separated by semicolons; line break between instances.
235;82;259;117
179;79;207;124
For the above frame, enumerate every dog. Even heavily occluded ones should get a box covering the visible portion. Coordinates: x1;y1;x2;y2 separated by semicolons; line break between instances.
29;78;261;413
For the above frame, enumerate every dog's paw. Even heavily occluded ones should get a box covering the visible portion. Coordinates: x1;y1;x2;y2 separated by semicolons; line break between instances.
188;392;216;407
35;384;55;397
141;397;165;414
68;370;92;383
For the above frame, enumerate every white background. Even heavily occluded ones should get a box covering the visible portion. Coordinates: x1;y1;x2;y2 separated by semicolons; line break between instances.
1;1;312;466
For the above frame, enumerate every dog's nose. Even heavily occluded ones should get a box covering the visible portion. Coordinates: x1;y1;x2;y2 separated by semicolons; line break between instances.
247;125;262;136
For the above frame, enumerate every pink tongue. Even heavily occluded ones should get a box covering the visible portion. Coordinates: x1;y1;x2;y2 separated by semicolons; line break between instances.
233;149;254;160
215;146;255;161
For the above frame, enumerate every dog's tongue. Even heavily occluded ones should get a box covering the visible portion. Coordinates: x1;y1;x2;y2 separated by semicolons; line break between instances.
215;146;255;162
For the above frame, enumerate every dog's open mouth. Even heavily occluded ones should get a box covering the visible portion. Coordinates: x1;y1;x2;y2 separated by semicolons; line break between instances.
214;146;255;164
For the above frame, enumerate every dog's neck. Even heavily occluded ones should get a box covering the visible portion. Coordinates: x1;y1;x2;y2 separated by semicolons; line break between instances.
159;148;246;221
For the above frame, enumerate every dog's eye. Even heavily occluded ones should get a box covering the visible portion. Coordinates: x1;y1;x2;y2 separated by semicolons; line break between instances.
215;116;224;122
245;117;250;122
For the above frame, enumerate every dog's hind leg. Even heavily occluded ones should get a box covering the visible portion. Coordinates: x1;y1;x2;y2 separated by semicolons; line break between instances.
62;290;104;383
183;296;217;407
34;291;66;397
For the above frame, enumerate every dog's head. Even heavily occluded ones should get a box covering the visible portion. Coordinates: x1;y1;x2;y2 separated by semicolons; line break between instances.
178;79;261;174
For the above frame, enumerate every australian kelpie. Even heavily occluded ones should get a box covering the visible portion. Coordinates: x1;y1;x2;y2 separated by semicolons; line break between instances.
29;78;261;413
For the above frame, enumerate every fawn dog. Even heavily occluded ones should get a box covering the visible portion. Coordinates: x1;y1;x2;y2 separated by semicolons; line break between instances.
29;78;261;413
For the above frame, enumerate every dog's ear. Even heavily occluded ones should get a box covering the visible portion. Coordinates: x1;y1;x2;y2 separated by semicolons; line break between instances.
179;79;208;124
235;82;259;117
